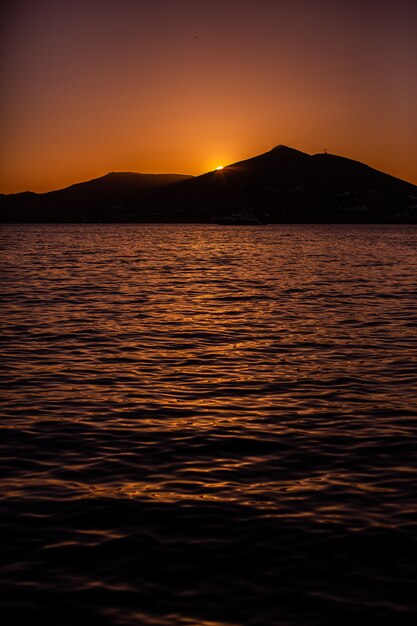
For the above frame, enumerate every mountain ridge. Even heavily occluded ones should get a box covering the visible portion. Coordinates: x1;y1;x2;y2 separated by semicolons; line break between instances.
1;146;416;223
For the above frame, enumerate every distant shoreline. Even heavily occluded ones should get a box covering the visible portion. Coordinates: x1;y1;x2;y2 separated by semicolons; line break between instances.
1;146;416;224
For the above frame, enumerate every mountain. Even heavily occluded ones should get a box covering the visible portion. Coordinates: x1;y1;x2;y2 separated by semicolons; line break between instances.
0;172;192;223
1;146;416;223
162;145;417;223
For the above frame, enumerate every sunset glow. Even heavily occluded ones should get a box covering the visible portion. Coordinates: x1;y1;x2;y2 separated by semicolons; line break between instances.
1;0;416;193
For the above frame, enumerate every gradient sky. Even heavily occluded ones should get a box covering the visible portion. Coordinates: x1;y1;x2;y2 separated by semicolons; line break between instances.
1;0;416;193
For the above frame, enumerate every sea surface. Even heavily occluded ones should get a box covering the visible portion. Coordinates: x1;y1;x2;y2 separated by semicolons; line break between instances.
1;224;417;626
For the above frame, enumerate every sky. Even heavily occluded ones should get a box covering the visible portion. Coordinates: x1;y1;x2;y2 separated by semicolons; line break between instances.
1;0;416;193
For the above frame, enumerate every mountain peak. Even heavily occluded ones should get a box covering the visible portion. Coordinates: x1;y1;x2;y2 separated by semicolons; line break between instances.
270;145;306;155
271;144;291;150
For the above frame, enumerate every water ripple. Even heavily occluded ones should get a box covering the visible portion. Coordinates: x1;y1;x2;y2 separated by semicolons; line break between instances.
1;224;417;625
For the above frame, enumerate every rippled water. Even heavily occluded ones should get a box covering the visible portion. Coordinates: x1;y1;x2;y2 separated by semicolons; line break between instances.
1;224;417;625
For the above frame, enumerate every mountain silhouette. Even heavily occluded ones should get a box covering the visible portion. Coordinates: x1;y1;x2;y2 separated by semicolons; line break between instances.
1;146;416;223
163;145;416;223
0;173;192;223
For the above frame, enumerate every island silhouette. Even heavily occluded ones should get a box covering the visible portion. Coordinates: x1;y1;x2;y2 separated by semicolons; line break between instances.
1;145;416;223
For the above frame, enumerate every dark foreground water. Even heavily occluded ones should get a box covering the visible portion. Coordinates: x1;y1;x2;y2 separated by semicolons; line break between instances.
1;224;417;625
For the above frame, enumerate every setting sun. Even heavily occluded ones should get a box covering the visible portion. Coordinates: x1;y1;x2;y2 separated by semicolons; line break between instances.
216;166;224;170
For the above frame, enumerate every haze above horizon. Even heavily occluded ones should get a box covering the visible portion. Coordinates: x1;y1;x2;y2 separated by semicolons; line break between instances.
1;0;416;193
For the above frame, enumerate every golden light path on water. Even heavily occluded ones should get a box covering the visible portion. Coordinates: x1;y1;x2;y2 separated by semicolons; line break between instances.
1;224;417;626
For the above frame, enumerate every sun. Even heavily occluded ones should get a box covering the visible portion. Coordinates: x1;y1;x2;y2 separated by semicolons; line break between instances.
216;165;224;170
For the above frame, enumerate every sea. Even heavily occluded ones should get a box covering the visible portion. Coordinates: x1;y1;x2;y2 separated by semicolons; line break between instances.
1;224;417;626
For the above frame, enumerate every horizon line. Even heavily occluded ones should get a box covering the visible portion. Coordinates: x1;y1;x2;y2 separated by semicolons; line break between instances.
2;144;416;195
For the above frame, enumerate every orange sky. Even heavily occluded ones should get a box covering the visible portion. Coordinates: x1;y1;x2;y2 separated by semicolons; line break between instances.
1;0;416;193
